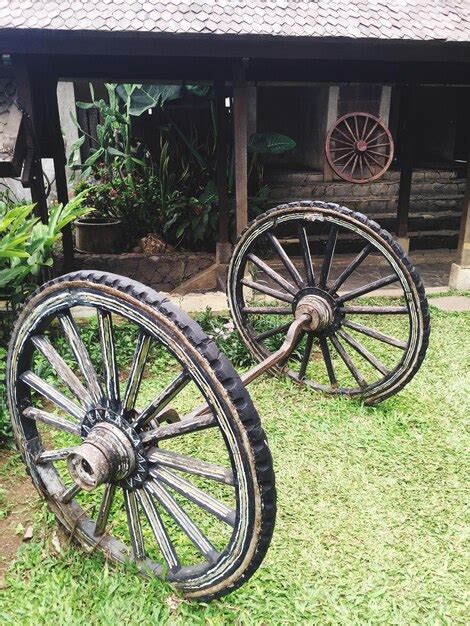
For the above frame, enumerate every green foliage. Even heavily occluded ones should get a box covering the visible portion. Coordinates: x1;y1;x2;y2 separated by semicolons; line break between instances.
0;345;9;443
71;83;296;251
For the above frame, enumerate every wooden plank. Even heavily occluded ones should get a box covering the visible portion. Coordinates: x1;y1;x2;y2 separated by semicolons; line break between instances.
396;85;416;239
233;59;248;237
215;79;229;244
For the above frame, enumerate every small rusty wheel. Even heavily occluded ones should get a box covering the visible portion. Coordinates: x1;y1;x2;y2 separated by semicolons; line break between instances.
228;202;430;405
325;112;394;183
6;271;275;600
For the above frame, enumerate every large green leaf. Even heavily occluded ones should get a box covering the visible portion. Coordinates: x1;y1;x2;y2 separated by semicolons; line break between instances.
117;84;183;116
248;132;296;154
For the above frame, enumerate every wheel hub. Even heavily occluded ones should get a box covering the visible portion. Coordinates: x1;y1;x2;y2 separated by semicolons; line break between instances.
68;421;136;490
68;408;149;490
293;288;341;336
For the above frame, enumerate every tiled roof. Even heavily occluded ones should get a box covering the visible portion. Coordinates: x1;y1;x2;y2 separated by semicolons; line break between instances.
0;1;469;43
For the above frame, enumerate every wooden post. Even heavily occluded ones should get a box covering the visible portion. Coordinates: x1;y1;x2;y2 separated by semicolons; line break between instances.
233;59;248;238
48;78;74;272
215;79;230;261
323;86;339;182
396;85;415;248
449;141;470;289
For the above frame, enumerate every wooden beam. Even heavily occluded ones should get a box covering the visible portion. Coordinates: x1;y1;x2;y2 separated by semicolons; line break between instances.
215;79;229;245
396;85;416;239
46;77;74;272
455;146;470;267
233;59;248;238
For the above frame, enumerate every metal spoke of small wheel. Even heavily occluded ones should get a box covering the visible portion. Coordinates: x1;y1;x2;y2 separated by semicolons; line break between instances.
328;243;374;294
297;224;315;286
242;306;292;315
336;274;399;304
58;312;102;404
122;333;151;412
319;225;338;289
330;335;367;388
241;278;294;304
147;480;218;562
338;329;390;376
94;484;116;536
31;335;93;409
61;483;81;504
267;233;305;288
255;321;292;342
37;446;77;464
342;319;407;350
23;406;81;435
97;310;120;406
147;448;235;486
135;370;190;430
247;253;297;295
319;337;338;387
151;468;236;527
136;487;180;572
20;371;85;421
140;412;217;445
123;489;145;561
340;305;408;315
298;333;315;380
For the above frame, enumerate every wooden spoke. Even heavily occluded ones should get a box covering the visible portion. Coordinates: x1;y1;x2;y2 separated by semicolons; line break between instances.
340;305;408;315
341;152;356;173
135;370;190;430
122;333;151;412
331;136;354;147
241;278;294;304
319;337;338;387
328;244;374;294
242;306;292;315
20;371;85;421
350;154;359;181
319;225;338;289
363;120;379;142
37;446;77;463
343;118;357;142
136;488;180;572
94;484;116;536
330;335;367;388
333;150;354;164
255;321;292;342
336;274;399;304
267;232;305;288
330;145;353;152
366;152;385;168
147;448;234;486
368;149;389;158
297;224;315;286
123;489;145;561
58;312;103;404
31;335;93;408
342;319;407;350
61;483;81;504
338;330;390;376
366;141;390;149
147;481;218;562
298;333;314;380
151;468;236;527
247;253;297;295
359;154;365;179
363;154;376;177
140;412;217;445
335;125;356;144
97;309;120;407
23;406;81;435
360;116;369;140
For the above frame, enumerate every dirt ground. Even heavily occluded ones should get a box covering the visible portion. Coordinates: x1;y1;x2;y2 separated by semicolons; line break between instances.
0;449;38;586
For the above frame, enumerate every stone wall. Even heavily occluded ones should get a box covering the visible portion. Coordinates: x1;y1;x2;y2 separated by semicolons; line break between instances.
55;251;214;293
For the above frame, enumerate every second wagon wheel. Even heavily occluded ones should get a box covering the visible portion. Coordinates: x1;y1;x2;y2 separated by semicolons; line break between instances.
228;202;430;405
325;112;394;183
6;271;275;600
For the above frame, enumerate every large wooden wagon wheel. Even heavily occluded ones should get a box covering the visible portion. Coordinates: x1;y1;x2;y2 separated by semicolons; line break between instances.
6;272;275;600
325;112;394;183
228;202;429;405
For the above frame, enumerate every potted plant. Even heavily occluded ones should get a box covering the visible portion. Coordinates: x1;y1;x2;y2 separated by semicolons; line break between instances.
74;180;122;253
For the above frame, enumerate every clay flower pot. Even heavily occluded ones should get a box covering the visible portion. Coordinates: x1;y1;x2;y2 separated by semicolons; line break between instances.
75;217;122;254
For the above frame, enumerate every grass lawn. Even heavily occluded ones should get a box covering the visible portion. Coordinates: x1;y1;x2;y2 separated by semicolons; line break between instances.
0;299;468;624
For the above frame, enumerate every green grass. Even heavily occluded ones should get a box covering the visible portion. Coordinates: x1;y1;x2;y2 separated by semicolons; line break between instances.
0;303;469;624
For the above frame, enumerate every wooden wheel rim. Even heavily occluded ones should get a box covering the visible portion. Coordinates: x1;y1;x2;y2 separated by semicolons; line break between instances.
228;202;429;405
325;112;394;184
6;275;275;599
